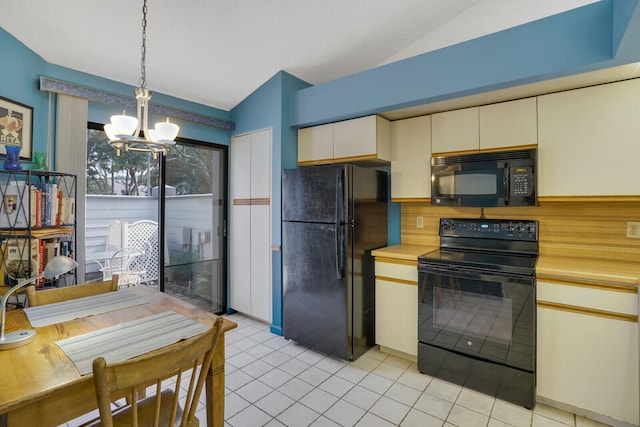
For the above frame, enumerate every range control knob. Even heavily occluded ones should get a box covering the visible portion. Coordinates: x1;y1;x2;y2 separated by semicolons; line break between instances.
517;225;526;233
506;224;515;232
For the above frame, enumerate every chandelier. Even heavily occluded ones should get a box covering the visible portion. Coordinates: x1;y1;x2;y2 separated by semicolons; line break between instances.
104;0;179;158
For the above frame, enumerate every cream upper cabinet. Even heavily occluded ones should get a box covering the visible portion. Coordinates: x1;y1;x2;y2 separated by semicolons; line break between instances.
390;116;431;201
297;115;390;165
537;278;639;425
297;123;334;165
479;98;537;150
333;115;390;162
537;79;640;197
431;107;479;154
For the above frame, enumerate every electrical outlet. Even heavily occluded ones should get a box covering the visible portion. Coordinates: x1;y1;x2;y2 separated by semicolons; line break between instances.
626;221;640;239
416;216;424;229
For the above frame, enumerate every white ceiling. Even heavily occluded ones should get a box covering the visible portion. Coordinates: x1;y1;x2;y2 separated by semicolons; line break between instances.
0;0;600;112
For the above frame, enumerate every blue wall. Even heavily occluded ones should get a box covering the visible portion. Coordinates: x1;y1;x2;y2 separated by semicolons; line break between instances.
0;29;50;161
290;0;640;127
230;71;311;334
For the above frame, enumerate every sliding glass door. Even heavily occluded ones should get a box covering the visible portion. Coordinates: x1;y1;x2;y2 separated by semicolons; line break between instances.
85;124;227;313
162;140;227;313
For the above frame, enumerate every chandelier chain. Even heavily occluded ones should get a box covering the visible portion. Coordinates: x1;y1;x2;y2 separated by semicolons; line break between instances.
140;0;147;88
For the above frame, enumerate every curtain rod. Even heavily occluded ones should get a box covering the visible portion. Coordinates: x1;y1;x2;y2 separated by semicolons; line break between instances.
39;76;235;131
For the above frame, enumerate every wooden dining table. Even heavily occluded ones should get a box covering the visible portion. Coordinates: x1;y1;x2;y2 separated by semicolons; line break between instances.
0;285;236;427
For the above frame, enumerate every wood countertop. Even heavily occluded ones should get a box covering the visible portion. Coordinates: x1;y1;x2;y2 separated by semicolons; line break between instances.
373;246;640;287
536;255;640;287
372;243;640;288
371;244;436;262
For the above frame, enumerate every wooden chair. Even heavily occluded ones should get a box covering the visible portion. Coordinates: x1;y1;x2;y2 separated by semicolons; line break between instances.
26;276;119;307
91;316;224;427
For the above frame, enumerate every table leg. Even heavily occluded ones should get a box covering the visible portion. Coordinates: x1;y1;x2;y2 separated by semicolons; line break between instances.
206;334;226;427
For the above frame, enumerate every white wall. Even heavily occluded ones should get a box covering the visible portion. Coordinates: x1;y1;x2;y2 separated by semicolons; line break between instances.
85;194;217;274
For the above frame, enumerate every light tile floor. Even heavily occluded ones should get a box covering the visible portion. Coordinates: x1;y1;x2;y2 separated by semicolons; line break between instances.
219;313;612;427
63;312;614;427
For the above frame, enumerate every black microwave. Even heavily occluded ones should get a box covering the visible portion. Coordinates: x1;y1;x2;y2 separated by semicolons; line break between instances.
431;148;537;207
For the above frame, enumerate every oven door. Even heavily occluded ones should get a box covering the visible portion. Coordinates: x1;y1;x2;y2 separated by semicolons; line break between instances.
418;264;535;371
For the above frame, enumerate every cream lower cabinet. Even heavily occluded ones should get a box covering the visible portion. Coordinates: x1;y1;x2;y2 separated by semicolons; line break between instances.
537;278;639;425
230;129;272;323
374;258;418;358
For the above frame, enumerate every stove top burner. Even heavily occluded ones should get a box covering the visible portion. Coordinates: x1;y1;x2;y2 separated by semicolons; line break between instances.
418;218;539;276
419;248;537;275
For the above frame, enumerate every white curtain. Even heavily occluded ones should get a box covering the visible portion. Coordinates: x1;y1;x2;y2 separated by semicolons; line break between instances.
55;94;88;280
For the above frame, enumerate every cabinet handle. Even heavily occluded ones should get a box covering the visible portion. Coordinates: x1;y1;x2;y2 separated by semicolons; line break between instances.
537;300;638;323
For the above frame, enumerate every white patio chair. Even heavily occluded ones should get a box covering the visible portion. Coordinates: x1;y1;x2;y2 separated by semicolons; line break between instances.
91;220;129;281
127;220;159;285
100;247;145;288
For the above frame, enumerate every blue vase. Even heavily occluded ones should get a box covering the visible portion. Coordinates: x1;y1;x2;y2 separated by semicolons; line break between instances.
3;145;23;171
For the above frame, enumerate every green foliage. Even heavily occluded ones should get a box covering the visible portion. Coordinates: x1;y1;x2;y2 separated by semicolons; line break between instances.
86;129;159;195
86;130;217;196
165;144;216;195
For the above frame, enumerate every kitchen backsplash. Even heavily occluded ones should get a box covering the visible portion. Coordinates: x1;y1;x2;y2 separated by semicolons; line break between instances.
401;201;640;263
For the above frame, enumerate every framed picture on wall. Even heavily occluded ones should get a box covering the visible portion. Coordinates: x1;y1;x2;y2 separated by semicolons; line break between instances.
0;96;33;160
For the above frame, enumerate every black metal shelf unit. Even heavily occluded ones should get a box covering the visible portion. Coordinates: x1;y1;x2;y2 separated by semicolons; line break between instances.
0;170;77;289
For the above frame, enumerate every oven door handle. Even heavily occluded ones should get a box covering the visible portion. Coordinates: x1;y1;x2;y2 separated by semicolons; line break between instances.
419;264;534;282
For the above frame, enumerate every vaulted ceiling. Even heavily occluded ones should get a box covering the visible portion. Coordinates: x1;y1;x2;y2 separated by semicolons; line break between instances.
0;0;600;111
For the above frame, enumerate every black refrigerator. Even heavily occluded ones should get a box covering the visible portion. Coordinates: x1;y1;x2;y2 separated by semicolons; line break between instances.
282;164;388;360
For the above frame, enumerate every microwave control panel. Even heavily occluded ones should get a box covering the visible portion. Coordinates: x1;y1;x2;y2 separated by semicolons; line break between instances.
440;218;538;241
510;167;533;196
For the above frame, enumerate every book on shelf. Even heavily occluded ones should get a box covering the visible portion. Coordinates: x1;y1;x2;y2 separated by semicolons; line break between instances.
0;238;39;286
0;182;29;229
0;237;73;287
60;197;75;225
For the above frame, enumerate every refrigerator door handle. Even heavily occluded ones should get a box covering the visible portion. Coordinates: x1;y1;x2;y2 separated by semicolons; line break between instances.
335;170;344;279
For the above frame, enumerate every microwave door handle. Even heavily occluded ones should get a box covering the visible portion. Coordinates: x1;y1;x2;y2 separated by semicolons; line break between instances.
503;165;510;205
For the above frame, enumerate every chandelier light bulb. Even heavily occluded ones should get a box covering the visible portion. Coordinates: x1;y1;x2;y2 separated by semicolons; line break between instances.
109;112;138;137
153;118;179;142
104;123;119;141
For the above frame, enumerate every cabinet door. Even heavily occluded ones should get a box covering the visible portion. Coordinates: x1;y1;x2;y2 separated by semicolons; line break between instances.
298;124;333;165
250;204;271;322
333;115;390;162
374;260;418;357
230;130;272;322
537;279;639;425
250;130;271;199
479;98;537;150
230;134;251;200
537;308;638;425
390;116;431;200
431;107;479;154
537;79;640;197
229;204;251;314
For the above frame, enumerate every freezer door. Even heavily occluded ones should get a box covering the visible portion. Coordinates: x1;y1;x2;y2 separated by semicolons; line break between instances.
282;165;346;224
283;221;348;359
